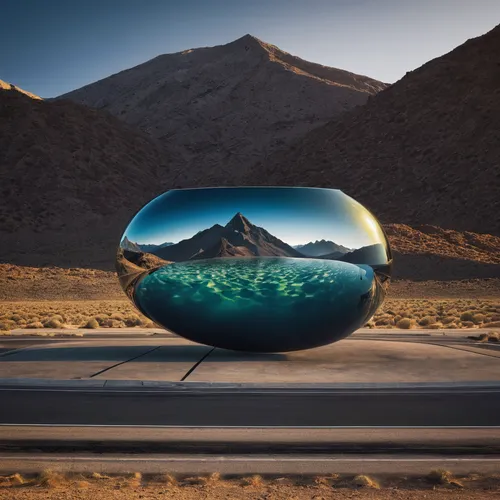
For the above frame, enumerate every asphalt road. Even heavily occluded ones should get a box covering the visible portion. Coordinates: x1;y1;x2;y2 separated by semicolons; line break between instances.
1;386;500;426
2;453;500;475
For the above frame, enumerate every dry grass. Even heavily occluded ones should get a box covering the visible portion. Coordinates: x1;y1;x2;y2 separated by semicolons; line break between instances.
0;300;154;331
426;469;463;488
352;474;380;489
373;298;500;329
0;298;499;332
36;469;68;488
241;474;264;487
154;473;178;486
1;470;500;497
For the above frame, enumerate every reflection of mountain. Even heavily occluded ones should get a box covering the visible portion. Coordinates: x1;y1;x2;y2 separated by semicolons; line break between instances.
335;243;388;266
294;239;351;258
153;213;304;262
121;236;141;253
136;242;174;253
120;237;174;254
191;237;254;260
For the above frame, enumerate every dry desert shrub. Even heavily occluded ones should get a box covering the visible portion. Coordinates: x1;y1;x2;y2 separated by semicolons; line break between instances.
488;331;500;342
42;318;64;328
25;321;44;328
0;320;14;330
441;316;455;324
418;315;436;326
242;474;264;487
472;313;487;324
352;475;380;489
460;311;475;322
396;318;412;329
37;469;68;488
0;473;28;487
83;317;99;329
90;472;112;480
1;298;499;331
426;469;463;488
127;472;142;488
155;473;178;486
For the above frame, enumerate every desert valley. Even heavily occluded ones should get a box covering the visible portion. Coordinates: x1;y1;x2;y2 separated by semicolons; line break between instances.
0;27;499;333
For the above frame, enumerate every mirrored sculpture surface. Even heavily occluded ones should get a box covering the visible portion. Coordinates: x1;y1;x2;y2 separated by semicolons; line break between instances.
117;187;392;352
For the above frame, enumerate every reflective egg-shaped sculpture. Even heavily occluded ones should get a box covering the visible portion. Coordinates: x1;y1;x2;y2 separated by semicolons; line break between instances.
116;187;392;352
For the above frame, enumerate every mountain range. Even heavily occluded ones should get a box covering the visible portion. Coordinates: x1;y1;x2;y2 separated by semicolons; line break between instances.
250;25;500;235
1;27;499;281
121;237;173;254
149;212;304;262
294;239;351;258
122;212;389;268
59;34;385;186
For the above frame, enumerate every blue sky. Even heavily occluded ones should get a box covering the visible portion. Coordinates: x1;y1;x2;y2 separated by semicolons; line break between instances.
123;187;387;248
1;0;499;97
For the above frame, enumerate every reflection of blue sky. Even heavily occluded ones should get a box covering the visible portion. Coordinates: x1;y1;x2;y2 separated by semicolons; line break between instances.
124;187;386;249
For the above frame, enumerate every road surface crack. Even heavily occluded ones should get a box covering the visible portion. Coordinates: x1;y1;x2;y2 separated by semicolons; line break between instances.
89;346;161;378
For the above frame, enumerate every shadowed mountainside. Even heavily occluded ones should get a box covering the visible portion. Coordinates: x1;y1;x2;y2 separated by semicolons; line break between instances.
58;34;386;186
0;86;169;268
247;24;500;236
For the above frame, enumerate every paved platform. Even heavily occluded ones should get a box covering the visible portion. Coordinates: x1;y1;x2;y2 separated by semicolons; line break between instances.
1;330;499;383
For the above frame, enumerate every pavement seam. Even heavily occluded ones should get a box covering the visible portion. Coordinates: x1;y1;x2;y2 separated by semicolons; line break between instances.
429;343;500;360
181;347;216;381
88;346;162;378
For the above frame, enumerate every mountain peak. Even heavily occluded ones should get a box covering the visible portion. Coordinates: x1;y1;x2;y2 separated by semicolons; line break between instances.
230;34;265;48
226;212;252;232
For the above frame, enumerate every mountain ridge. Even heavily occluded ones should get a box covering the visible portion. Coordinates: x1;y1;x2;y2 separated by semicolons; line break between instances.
57;34;386;186
151;212;304;261
246;24;500;235
295;239;351;257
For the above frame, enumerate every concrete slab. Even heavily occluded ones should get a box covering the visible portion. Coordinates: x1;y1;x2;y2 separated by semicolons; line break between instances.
0;338;210;381
93;343;212;381
1;336;499;384
188;340;500;383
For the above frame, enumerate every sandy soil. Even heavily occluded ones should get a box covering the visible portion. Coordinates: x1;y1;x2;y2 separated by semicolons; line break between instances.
0;297;499;333
1;473;500;499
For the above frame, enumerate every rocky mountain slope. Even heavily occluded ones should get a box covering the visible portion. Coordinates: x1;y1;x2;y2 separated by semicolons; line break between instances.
295;240;351;257
387;224;500;281
0;85;169;268
249;24;500;236
0;79;41;100
59;34;386;186
151;213;303;261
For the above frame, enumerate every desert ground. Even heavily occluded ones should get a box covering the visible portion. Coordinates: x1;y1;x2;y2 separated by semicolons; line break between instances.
1;264;499;333
1;470;500;499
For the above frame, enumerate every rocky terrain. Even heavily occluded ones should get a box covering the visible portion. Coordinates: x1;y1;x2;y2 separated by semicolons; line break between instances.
0;84;170;268
388;224;500;281
59;35;386;186
249;25;500;236
0;79;41;100
1;28;499;287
